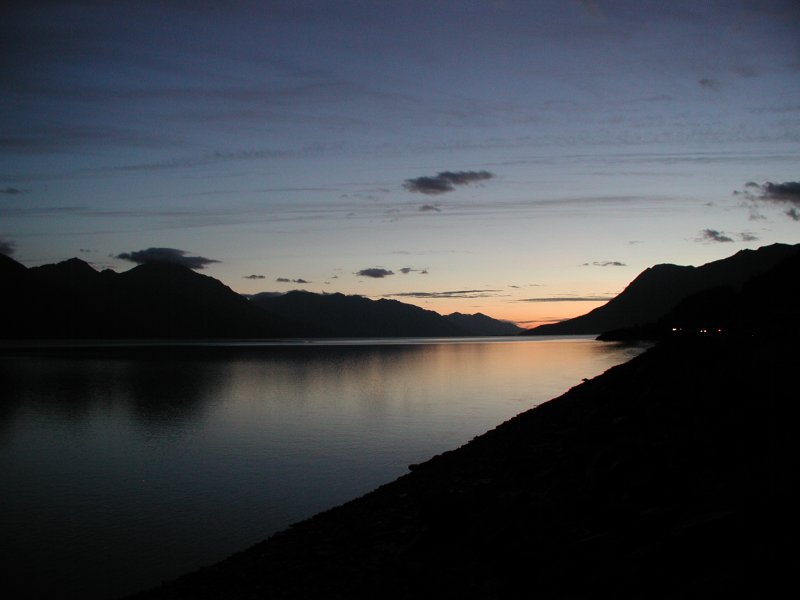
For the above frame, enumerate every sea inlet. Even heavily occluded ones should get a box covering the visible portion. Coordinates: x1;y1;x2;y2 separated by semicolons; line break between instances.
0;336;646;599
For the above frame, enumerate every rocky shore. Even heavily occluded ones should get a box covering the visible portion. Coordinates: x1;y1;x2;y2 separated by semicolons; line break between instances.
128;335;798;599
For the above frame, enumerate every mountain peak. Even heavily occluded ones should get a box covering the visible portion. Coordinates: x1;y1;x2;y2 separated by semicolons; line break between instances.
41;257;97;273
525;242;800;336
445;311;523;336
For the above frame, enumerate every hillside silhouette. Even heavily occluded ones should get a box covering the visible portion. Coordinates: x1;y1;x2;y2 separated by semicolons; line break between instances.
445;311;523;336
0;257;518;339
524;243;800;336
250;290;522;337
598;246;800;340
0;258;303;339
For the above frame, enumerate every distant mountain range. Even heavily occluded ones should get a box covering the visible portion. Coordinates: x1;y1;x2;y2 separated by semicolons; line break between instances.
0;255;521;339
5;242;796;341
0;256;303;339
249;290;521;337
523;243;800;336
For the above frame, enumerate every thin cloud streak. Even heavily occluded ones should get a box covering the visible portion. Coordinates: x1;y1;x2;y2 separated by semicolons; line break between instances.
517;296;614;302
387;289;506;299
581;261;627;267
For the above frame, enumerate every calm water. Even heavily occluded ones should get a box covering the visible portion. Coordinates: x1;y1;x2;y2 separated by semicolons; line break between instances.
0;337;645;599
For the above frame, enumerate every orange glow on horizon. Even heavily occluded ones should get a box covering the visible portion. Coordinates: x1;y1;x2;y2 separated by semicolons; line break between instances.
394;298;609;330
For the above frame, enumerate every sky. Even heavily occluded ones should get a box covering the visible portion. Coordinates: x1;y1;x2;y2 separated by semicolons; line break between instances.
2;0;799;326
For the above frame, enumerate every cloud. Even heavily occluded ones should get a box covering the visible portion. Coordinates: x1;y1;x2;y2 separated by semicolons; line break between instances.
697;228;759;243
0;187;24;195
276;277;291;282
699;78;722;90
581;261;627;267
517;296;615;302
387;289;505;299
293;278;310;284
105;148;305;173
356;268;394;278
244;274;266;279
744;181;800;205
732;65;759;78
419;204;441;212
0;238;15;256
699;229;734;243
735;180;800;221
399;267;428;274
116;247;219;269
514;317;563;326
403;170;494;195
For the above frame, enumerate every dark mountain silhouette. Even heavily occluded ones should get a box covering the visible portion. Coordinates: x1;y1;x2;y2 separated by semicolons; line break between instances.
598;246;800;340
445;312;523;336
0;257;303;339
248;290;469;337
2;257;514;339
524;242;800;335
0;251;30;280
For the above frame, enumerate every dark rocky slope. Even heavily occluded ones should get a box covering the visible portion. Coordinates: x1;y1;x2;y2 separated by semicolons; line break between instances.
524;242;799;335
128;333;799;599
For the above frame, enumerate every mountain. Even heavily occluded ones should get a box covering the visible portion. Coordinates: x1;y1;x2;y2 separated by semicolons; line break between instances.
598;246;800;340
445;312;523;336
248;290;469;337
523;243;800;336
0;257;302;339
3;257;519;339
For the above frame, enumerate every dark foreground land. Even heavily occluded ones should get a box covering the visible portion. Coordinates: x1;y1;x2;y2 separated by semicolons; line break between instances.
130;335;798;599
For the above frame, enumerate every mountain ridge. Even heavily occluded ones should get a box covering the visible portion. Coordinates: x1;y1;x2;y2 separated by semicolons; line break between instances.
524;243;800;335
1;258;301;339
0;258;517;339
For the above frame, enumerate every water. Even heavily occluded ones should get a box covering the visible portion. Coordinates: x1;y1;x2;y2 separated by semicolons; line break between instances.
0;337;646;599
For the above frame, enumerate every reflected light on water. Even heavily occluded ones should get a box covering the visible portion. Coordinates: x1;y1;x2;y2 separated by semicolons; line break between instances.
0;337;646;599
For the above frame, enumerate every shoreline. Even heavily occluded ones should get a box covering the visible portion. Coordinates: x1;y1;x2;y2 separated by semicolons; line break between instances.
128;335;798;598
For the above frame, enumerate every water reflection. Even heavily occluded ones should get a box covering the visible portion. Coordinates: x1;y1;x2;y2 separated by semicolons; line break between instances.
0;338;645;599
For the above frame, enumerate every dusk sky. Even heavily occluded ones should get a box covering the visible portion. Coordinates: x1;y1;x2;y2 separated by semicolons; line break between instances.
2;0;799;326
